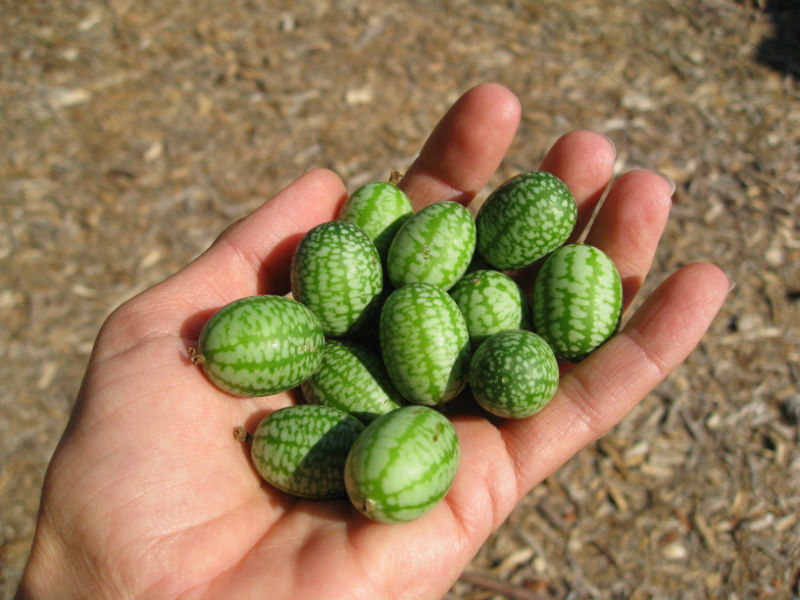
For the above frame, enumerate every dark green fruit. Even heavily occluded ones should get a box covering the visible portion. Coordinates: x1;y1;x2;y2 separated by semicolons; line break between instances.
290;220;382;337
449;269;532;347
532;243;622;362
338;182;414;260
476;170;577;269
380;283;471;405
301;340;404;423
250;405;365;499
196;295;324;397
386;201;476;290
469;330;559;419
344;405;460;523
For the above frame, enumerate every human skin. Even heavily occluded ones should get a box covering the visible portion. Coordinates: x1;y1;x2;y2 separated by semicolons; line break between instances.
16;83;729;600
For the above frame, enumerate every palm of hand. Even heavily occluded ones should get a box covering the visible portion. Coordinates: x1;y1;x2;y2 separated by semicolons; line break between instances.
20;84;728;600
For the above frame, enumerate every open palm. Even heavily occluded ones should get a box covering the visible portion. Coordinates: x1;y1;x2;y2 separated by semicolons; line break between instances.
18;83;729;600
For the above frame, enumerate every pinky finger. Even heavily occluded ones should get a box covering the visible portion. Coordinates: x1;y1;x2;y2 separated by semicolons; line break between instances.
500;262;730;496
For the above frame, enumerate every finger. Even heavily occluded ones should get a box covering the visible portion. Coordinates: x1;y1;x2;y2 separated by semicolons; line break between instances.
538;130;617;238
399;82;521;210
584;170;674;310
499;262;729;499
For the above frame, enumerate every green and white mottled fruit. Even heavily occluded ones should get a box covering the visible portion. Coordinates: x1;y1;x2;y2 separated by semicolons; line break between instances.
197;295;324;397
532;243;622;362
469;330;559;419
301;340;404;423
344;405;459;523
380;283;471;405
290;220;382;337
251;405;364;499
338;182;414;260
476;171;577;269
386;201;476;290
449;269;532;347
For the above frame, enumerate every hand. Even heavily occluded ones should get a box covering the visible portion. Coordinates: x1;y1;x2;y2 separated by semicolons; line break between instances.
17;83;729;600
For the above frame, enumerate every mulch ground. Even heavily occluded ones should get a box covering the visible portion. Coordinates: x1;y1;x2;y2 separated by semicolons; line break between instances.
2;1;798;598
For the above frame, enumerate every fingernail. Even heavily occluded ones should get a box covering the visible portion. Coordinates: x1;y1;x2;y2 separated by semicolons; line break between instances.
646;169;677;197
599;133;617;159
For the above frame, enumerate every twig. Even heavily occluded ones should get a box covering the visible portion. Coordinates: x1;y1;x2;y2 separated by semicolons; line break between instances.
459;569;549;600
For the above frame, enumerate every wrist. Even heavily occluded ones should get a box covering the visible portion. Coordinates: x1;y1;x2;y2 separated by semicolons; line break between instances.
16;524;70;600
16;516;105;600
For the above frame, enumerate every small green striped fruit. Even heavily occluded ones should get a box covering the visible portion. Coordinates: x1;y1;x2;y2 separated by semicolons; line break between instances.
344;405;459;523
251;405;365;499
290;220;382;337
301;340;404;423
338;182;414;260
449;269;532;348
197;295;324;397
532;243;622;362
469;330;559;419
387;201;476;290
476;171;577;269
380;283;471;406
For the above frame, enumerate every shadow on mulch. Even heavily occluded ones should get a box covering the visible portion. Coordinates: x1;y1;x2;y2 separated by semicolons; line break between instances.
756;0;800;79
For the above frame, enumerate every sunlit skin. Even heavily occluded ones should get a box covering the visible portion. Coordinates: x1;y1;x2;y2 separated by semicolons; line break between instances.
17;83;729;600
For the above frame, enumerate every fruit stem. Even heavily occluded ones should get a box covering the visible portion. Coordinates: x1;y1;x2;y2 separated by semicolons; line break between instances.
389;170;403;184
189;347;205;365
233;426;253;444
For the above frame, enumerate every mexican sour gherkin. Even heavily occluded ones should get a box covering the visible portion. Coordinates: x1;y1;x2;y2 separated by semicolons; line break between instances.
344;405;459;523
301;339;404;424
196;295;324;397
290;220;383;337
476;170;576;269
449;269;532;348
532;243;622;362
251;405;364;499
338;181;414;261
380;283;470;406
386;201;476;291
469;329;559;419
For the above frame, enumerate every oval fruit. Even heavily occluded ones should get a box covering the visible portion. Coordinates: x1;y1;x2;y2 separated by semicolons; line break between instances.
197;295;324;396
290;220;382;337
469;330;559;419
449;269;532;347
301;340;404;423
475;170;577;269
380;283;470;405
251;405;365;499
386;201;476;290
338;181;414;260
344;405;459;523
532;243;622;362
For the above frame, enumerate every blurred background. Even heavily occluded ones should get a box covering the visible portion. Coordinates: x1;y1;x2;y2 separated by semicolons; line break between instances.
1;1;798;598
